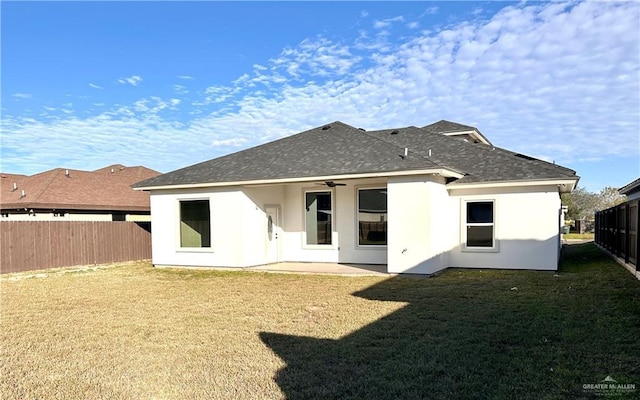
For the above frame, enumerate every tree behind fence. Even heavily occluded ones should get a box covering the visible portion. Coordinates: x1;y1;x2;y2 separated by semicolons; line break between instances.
0;221;151;274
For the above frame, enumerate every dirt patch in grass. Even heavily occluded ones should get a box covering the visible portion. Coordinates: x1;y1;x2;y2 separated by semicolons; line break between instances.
2;244;639;399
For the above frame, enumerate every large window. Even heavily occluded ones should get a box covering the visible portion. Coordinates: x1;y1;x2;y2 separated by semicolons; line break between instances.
358;188;387;246
180;200;211;248
305;191;332;245
465;201;494;248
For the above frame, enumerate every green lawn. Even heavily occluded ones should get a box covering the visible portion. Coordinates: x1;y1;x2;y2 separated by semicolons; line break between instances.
1;243;638;399
564;232;595;240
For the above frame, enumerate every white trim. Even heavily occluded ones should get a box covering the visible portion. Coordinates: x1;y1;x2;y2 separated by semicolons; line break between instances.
448;179;578;192
461;199;499;253
134;168;464;191
355;185;388;249
302;188;335;249
441;130;491;145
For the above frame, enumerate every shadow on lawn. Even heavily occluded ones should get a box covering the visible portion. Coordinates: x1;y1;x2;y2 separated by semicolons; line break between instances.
260;243;640;399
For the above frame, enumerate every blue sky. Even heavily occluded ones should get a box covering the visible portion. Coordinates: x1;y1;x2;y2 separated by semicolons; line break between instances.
1;1;638;192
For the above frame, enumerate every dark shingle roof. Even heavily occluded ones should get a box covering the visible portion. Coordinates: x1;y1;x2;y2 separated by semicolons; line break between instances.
134;122;441;188
422;120;477;133
134;121;578;189
364;127;577;185
423;119;492;145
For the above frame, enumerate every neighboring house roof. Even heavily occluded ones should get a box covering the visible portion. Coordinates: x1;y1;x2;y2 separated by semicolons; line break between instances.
1;164;161;212
133;121;578;191
619;177;640;196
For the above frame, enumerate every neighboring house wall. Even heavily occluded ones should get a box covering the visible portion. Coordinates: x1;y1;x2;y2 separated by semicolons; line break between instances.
125;214;152;222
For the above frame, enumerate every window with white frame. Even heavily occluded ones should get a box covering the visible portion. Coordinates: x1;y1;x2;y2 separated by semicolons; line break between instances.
465;201;494;248
179;200;211;248
358;188;387;246
305;191;332;245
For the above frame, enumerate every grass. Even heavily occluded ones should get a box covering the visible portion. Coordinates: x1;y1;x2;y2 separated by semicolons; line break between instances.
1;243;639;399
564;232;595;240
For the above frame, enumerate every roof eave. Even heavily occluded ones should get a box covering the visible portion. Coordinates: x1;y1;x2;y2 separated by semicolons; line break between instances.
133;168;465;191
619;178;640;195
441;129;492;146
446;178;580;193
0;203;150;212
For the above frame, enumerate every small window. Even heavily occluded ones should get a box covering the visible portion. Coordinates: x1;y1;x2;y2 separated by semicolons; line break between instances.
358;188;387;246
180;200;211;248
112;213;126;221
305;191;332;245
466;201;494;248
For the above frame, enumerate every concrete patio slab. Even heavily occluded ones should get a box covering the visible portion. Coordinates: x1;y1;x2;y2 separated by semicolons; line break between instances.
245;262;389;276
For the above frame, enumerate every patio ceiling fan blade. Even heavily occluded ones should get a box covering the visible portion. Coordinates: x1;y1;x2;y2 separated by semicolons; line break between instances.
324;181;346;187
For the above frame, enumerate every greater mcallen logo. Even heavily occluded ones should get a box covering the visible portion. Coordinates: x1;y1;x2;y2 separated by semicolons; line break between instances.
583;376;636;396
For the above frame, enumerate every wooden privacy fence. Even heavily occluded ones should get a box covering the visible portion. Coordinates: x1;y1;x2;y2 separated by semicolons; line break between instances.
0;221;151;274
595;199;639;271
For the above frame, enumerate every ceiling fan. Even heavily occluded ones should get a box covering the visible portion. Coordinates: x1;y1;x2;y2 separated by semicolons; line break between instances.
315;181;346;188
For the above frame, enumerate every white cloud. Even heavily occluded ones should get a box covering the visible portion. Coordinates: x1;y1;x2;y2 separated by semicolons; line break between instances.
420;6;439;17
89;83;103;89
177;75;194;80
373;16;404;29
116;75;142;86
132;96;180;113
1;1;638;187
12;93;32;99
407;22;419;29
173;84;189;95
211;138;248;147
269;37;360;78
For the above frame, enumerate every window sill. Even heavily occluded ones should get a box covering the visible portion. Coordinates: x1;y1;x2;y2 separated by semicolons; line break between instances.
177;247;214;253
356;245;387;250
302;245;336;250
461;245;499;253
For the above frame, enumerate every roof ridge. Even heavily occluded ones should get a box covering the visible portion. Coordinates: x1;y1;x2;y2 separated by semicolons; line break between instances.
29;169;62;204
436;131;575;177
133;122;360;188
360;127;442;168
423;120;477;132
406;126;575;177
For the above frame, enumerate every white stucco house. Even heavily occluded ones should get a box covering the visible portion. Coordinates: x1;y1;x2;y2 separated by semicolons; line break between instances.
133;120;579;275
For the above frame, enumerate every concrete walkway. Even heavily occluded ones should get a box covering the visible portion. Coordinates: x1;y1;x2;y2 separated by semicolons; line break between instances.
245;262;388;276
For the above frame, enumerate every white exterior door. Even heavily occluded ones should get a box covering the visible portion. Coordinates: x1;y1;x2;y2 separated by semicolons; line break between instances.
265;206;281;264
